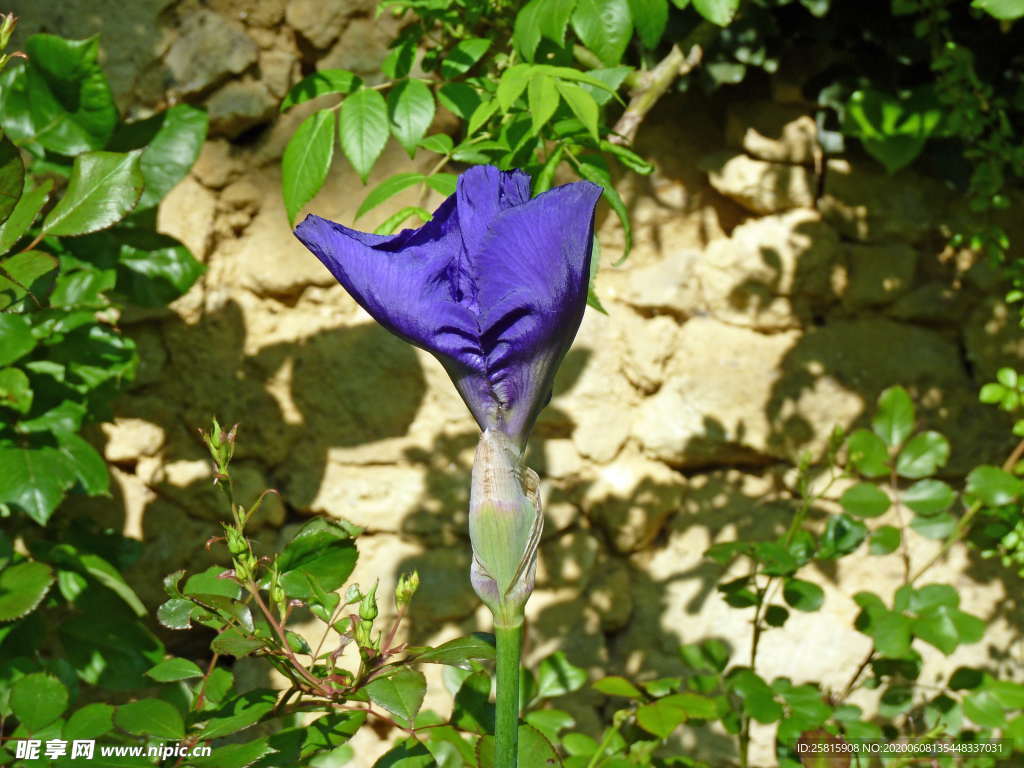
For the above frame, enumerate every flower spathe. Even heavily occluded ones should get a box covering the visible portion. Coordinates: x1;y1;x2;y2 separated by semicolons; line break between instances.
293;165;602;451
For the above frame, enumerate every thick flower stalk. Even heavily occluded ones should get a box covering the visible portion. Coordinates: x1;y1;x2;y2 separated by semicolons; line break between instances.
295;165;601;766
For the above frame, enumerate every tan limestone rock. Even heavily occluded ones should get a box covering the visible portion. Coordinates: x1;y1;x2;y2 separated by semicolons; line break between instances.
102;418;166;463
157;176;217;260
284;0;351;49
706;152;816;215
165;10;257;96
726;101;818;164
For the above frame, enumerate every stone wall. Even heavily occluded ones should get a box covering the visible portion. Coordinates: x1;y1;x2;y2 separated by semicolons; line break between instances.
13;2;1024;765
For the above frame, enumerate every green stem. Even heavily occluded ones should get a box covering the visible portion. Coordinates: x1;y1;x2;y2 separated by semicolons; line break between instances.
495;623;523;768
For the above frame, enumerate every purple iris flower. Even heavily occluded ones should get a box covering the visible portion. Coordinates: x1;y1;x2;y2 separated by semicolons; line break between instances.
294;165;601;450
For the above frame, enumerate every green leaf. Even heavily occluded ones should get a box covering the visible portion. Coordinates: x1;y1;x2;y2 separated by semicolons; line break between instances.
966;465;1022;506
873;386;914;448
468;98;500;135
116;232;205;307
843;87;942;173
817;513;867;558
388;79;436;158
845;428;890;478
536;652;587;699
366;667;426;725
729;670;783;723
437;83;482;121
410;633;496;666
382;41;416;80
840;482;890;519
576;158;632;257
913;604;961;655
0;179;51;255
157;598;194;630
280;69;361;111
692;0;740;24
211;628;264;658
199;690;278;740
145;657;204;682
895;431;950;479
374;205;432;235
910;512;956;540
528;73;560;134
0;560;54;620
63;703;115;740
599;140;654;174
441;38;492;78
53;544;143;614
23;35;118;156
0;135;24;226
538;0;579;46
426;173;457;196
278;518;358;599
0;367;31;413
636;698;687;738
51;267;117;308
282;109;336;226
903;479;955;516
339;87;389;184
356;172;426;220
571;0;634;66
419;134;454;155
115;698;185;740
497;64;533;111
0;446;78;524
136;104;208;209
452;671;494;735
16;400;87;435
853;593;912;657
972;0;1024;19
782;578;825;612
963;690;1005;728
629;0;669;48
185;565;243;599
593;676;644;698
190;738;273;768
514;0;545;60
11;673;68;732
373;739;434;768
0;313;35;366
0;250;58;310
41;151;145;237
524;710;575;744
869;525;900;555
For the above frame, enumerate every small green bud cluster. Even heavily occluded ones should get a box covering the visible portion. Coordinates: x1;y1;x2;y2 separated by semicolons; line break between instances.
0;13;26;72
200;418;238;482
395;571;419;609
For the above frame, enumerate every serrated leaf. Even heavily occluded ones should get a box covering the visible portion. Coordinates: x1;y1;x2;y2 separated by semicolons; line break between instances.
0;446;78;524
339;87;389;184
199;690;278;740
468;98;500;135
0;250;58;310
437;83;482;120
146;657;204;682
692;0;740;25
365;667;426;725
873;386;914;448
840;482;889;519
278;518;358;599
157;598;194;630
42;151;144;237
895;431;950;478
514;0;545;60
571;0;634;66
280;69;360;112
11;673;68;732
629;0;669;48
497;64;533;111
382;41;416;80
410;633;496;666
115;698;184;739
63;703;114;740
529;74;560;134
388;79;435;158
452;671;494;735
282;109;335;226
441;38;492;78
0;179;51;255
190;738;273;768
136;104;208;209
0;560;54;620
355;172;426;220
0;313;35;366
0;135;24;226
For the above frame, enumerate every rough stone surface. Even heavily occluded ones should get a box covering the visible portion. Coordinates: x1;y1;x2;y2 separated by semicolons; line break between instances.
318;17;398;82
726;101;818;164
101;418;166;463
165;10;258;96
840;242;918;309
206;79;278;138
284;0;350;49
964;299;1024;385
706;152;817;215
157;176;218;260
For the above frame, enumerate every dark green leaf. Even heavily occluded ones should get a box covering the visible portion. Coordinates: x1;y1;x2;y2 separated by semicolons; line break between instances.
280;69;360;112
437;83;482;120
116;233;204;307
571;0;633;66
0;367;32;413
963;690;1005;728
845;428;890;478
115;698;184;739
382;41;416;80
599;140;653;174
190;738;273;768
593;676;643;699
0;135;24;226
869;525;900;555
840;482;889;519
966;465;1022;506
764;604;789;626
636;698;687;738
452;671;494;735
366;667;426;725
536;651;587;699
211;628;265;658
282;109;335;226
410;633;496;666
199;689;278;740
56;431;107;497
388;79;435;158
278;518;358;599
692;0;740;24
157;598;194;630
42;151;145;237
782;578;824;612
0;179;51;254
817;513;867;558
895;431;950;479
729;670;783;723
17;400;87;435
441;38;492;78
24;35;118;156
903;479;955;516
0;446;78;524
0;313;35;366
145;657;203;682
373;739;434;768
339;87;389;184
64;703;115;740
910;511;956;540
660;691;719;719
185;566;242;599
873;386;914;448
132;105;208;209
11;673;68;732
0;560;54;620
913;604;960;655
853;593;912;657
576;158;632;257
0;250;58;310
51;267;116;308
629;0;669;48
355;172;426;220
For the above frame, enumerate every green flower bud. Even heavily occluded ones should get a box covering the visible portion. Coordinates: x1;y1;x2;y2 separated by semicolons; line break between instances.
359;581;378;622
468;429;543;629
395;571;419;608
